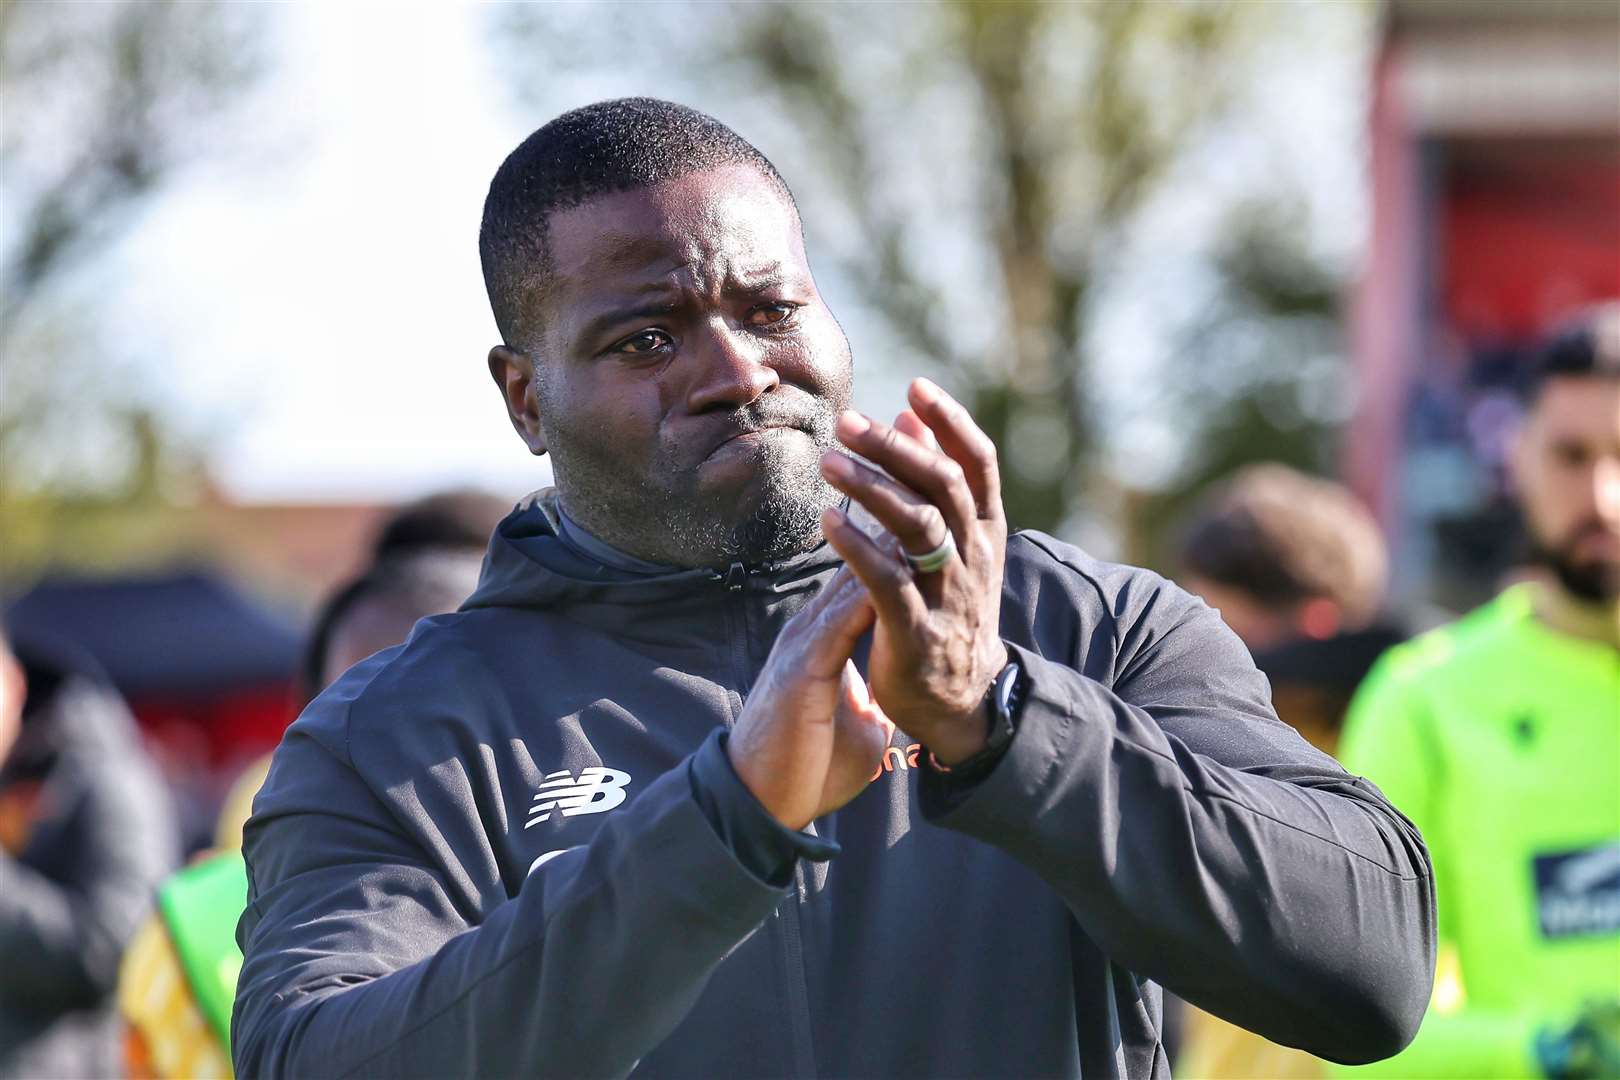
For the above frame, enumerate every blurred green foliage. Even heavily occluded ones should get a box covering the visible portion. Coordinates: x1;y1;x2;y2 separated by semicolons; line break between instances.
0;0;1356;587
0;0;261;586
726;0;1245;539
1128;199;1347;570
492;0;1352;564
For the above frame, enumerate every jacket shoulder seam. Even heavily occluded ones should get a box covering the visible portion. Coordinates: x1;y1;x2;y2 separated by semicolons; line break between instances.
1008;531;1126;659
1099;731;1422;879
339;622;502;767
1201;789;1426;880
1011;531;1213;691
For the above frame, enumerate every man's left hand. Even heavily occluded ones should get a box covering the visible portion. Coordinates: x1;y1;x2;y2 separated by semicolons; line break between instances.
818;377;1010;765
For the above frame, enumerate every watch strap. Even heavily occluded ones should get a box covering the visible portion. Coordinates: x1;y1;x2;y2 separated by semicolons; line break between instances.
928;656;1023;778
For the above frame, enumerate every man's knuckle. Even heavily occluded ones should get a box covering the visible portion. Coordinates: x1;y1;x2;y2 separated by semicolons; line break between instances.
899;503;934;536
884;562;912;590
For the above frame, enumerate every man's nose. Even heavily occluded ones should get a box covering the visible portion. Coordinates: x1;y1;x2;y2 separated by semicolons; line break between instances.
683;323;779;413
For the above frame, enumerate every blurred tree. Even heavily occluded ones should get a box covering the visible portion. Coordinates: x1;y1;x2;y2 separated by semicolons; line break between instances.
1125;198;1351;572
492;0;1295;539
0;0;262;584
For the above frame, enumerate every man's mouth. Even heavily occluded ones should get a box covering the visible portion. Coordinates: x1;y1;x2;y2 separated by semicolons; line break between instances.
707;424;805;457
1572;532;1620;559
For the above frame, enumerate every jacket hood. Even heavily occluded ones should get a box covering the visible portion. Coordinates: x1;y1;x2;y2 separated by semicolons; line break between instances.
461;488;844;615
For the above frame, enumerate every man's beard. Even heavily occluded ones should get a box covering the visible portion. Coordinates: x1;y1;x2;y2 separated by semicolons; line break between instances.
550;398;845;569
1532;527;1620;604
665;431;840;565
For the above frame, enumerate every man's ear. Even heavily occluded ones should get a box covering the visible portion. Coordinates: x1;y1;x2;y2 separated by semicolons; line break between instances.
1295;597;1344;641
488;345;547;455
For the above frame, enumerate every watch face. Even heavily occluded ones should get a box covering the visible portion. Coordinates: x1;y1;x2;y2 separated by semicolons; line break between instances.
994;662;1022;719
987;661;1023;748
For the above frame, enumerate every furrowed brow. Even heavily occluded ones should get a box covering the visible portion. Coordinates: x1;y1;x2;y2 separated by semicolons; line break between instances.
728;264;802;294
577;299;680;343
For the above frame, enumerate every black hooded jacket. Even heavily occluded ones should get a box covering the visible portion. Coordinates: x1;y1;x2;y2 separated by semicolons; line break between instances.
233;493;1435;1078
0;636;178;1079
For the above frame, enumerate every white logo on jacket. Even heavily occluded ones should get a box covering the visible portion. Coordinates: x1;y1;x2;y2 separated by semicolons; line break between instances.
525;767;632;828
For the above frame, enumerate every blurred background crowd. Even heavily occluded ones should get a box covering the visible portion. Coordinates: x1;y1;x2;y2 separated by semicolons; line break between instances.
1;0;1615;1078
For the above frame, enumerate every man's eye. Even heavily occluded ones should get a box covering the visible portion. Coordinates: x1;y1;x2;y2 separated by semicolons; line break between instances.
1560;451;1590;469
612;330;673;355
1551;441;1590;468
746;302;798;328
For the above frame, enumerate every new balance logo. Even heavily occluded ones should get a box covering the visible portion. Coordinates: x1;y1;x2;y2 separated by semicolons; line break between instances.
525;767;632;829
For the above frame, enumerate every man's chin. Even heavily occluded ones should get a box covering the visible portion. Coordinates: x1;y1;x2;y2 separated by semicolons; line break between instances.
1551;557;1620;604
696;466;838;564
696;434;821;500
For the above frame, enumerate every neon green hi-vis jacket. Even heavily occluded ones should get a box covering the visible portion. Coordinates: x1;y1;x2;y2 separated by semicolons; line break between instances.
1332;585;1620;1079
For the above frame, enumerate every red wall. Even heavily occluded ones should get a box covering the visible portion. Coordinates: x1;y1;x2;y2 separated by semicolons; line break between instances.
1442;141;1620;340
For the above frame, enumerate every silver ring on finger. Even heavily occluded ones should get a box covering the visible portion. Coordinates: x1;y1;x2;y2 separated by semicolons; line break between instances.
903;531;956;574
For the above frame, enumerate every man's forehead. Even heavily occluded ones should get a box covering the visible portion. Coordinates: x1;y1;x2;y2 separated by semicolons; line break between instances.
546;165;804;284
1531;377;1620;439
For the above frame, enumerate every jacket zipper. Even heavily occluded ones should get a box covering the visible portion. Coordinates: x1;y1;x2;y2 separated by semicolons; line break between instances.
722;562;752;696
720;562;817;1078
778;897;817;1077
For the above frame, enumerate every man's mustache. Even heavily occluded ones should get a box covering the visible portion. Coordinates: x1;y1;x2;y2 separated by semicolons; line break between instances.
700;400;836;448
1559;519;1620;554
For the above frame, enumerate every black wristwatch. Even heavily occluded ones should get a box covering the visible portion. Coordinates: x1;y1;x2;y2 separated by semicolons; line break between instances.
982;658;1026;755
930;656;1025;777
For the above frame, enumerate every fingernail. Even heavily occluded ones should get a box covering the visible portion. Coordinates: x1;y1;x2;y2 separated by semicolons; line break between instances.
820;452;854;480
912;378;941;404
838;411;870;436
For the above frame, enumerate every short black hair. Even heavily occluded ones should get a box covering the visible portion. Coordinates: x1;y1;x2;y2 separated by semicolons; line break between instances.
1525;301;1620;404
299;552;483;703
370;489;510;561
301;491;501;701
479;97;795;350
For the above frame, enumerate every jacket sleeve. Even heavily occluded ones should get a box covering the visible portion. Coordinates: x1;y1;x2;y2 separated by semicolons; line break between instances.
919;584;1436;1066
232;724;795;1080
1327;661;1543;1078
1322;947;1541;1078
0;737;178;1010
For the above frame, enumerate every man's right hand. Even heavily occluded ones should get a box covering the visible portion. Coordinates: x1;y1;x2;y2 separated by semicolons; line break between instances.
727;567;891;831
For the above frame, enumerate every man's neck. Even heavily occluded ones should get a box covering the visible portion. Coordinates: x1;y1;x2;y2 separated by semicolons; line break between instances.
1530;579;1620;650
554;501;678;576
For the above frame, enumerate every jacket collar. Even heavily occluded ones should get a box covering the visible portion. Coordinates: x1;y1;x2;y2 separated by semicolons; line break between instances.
461;488;844;615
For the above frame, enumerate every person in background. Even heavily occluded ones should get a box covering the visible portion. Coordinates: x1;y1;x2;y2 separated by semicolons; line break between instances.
1173;464;1401;1079
217;488;511;854
0;628;177;1079
368;488;514;563
1336;303;1620;1079
1178;462;1400;754
117;510;496;1080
